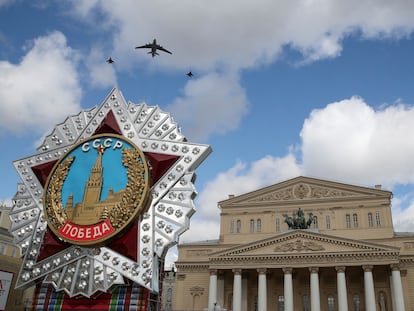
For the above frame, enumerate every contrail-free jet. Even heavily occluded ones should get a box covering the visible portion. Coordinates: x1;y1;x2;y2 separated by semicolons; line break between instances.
135;39;172;57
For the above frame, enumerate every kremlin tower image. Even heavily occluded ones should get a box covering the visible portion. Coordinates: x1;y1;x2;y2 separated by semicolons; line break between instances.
65;146;125;225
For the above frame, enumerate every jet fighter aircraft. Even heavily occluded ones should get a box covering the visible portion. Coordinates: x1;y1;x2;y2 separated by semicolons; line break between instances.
135;39;172;57
106;57;114;64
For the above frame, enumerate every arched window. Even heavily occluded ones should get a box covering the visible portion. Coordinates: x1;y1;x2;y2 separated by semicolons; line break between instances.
257;219;262;232
327;294;335;311
346;214;351;228
250;219;255;233
353;214;358;228
368;213;373;227
236;220;241;233
352;294;360;311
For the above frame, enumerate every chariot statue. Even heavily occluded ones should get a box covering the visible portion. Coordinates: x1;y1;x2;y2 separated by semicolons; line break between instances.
283;208;314;229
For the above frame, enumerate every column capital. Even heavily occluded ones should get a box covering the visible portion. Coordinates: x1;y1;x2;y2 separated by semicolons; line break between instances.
232;268;242;275
309;267;319;273
283;267;293;274
335;266;346;273
390;263;400;271
209;269;218;275
257;268;267;274
362;265;373;272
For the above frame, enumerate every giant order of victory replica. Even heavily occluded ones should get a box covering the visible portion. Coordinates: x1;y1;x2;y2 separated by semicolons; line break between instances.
8;88;211;310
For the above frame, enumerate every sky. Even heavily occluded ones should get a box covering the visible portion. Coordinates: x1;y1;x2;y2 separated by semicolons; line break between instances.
2;1;414;268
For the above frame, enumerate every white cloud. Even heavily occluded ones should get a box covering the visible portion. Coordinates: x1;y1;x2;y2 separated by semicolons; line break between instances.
166;72;249;141
0;0;14;7
68;0;414;70
301;96;414;188
180;218;221;243
60;0;414;146
0;31;82;135
172;154;300;245
85;47;117;88
183;96;414;244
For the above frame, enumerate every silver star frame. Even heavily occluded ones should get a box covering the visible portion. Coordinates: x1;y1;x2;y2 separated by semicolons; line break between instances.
9;88;211;297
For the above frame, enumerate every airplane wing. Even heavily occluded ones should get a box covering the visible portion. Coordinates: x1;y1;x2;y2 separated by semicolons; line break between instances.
135;43;151;49
157;46;172;54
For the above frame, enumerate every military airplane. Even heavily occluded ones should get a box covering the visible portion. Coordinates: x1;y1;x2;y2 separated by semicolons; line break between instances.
186;71;193;77
106;57;114;64
135;39;172;57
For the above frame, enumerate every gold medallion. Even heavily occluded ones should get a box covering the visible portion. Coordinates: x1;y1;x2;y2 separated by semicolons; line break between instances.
43;134;150;246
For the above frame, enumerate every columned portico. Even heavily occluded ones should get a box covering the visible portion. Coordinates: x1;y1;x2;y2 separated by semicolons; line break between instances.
336;266;348;311
204;263;407;311
309;267;320;311
363;265;376;311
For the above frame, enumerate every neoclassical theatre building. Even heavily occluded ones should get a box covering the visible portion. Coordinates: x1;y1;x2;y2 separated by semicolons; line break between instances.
173;176;414;311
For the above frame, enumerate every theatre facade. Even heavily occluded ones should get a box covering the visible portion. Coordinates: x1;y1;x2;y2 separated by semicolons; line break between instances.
173;176;414;311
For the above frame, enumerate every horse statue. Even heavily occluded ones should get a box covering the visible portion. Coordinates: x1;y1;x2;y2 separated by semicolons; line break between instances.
283;208;314;229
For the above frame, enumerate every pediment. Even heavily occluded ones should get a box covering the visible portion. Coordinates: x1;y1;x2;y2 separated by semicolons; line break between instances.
210;230;399;258
219;176;391;206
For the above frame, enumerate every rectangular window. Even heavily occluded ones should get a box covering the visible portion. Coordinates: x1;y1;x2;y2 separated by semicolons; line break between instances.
313;216;318;229
353;214;358;228
368;213;373;227
278;295;285;311
0;244;5;255
346;214;351;228
275;218;280;232
257;219;262;232
376;212;381;226
230;220;234;233
250;219;255;233
236;220;241;233
326;215;331;229
11;246;17;257
327;295;335;311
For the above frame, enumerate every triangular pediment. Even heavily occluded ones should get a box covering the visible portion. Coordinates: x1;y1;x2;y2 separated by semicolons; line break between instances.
219;176;391;207
210;230;399;258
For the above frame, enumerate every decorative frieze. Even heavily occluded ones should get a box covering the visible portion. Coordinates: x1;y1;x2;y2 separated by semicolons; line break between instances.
273;239;325;252
249;183;358;202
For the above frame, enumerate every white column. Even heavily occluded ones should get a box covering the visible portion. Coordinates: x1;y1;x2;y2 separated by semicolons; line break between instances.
390;264;405;311
257;268;267;311
208;269;218;311
309;267;320;311
233;269;242;311
389;273;396;311
363;265;376;311
283;267;294;311
336;266;348;311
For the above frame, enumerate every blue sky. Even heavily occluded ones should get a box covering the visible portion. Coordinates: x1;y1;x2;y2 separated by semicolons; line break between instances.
2;1;414;266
